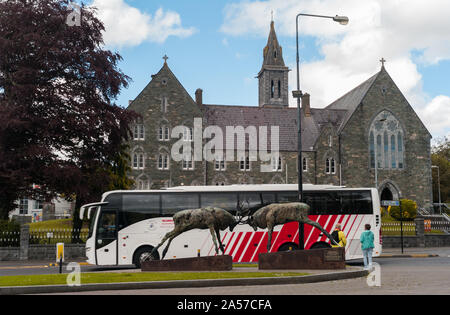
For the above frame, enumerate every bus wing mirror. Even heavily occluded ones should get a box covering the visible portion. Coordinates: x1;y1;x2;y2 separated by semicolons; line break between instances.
87;206;96;220
80;206;86;220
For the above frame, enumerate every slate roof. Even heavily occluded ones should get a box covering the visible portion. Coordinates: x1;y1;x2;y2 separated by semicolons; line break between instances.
203;104;347;152
326;70;380;132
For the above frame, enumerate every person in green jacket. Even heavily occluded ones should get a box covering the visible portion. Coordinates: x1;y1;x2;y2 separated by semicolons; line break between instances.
360;224;375;270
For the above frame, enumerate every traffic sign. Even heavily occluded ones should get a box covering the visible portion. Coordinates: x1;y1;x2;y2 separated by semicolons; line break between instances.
382;200;400;207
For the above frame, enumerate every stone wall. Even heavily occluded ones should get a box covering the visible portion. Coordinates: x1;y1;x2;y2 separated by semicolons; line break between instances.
28;244;86;261
0;248;19;261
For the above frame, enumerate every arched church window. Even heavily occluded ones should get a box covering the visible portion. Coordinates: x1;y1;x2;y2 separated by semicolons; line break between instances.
398;132;404;169
368;111;404;170
271;80;274;98
370;132;375;168
278;80;281;98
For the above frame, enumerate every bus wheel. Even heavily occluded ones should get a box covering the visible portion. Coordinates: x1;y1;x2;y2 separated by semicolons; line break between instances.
277;243;299;252
133;246;159;269
310;242;331;250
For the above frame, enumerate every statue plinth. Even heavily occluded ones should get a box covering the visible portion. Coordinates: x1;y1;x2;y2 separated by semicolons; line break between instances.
259;248;346;270
141;255;233;272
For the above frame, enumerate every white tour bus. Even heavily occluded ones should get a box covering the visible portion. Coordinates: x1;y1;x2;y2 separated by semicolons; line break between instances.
80;184;382;267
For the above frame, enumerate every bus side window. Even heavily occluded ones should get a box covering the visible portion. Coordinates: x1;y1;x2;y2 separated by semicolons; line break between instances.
277;192;298;203
261;193;276;206
122;194;161;226
200;193;238;215
162;193;200;216
239;193;263;214
352;191;372;214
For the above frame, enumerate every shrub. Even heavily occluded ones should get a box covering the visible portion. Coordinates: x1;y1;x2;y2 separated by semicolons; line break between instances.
389;199;417;221
0;219;20;233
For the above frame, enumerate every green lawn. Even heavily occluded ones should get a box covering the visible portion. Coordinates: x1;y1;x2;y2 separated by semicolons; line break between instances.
0;271;309;287
29;219;89;230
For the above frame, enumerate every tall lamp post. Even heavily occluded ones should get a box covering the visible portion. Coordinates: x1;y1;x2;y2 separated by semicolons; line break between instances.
432;165;442;215
292;13;348;250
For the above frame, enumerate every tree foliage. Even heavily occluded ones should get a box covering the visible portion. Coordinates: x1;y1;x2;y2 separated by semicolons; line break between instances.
389;199;417;221
0;0;138;220
431;137;450;203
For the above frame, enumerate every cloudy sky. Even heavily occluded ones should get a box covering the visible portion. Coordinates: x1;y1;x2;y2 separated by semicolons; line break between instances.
83;0;450;141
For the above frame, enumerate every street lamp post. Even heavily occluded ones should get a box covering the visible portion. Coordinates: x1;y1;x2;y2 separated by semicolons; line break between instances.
292;12;348;250
432;165;442;215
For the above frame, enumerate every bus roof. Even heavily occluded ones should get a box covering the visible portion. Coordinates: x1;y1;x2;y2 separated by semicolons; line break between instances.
100;184;379;200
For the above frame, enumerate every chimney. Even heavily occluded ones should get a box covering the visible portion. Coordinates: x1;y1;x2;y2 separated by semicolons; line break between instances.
302;93;311;117
195;89;203;107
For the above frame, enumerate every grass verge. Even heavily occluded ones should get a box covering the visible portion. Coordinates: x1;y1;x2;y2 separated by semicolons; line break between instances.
0;271;309;288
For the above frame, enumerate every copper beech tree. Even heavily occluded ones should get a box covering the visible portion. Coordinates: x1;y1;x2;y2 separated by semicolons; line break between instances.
0;0;137;232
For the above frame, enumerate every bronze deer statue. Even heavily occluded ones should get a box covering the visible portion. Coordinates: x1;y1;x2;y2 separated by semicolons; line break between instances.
245;202;339;252
147;207;241;261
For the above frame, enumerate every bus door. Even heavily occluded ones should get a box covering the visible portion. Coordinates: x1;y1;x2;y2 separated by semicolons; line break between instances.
95;209;118;265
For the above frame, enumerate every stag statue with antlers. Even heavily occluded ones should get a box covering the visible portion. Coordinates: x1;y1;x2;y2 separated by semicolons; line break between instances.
245;202;339;252
146;207;242;261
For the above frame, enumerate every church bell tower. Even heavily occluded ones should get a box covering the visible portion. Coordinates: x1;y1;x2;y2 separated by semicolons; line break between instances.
258;21;290;108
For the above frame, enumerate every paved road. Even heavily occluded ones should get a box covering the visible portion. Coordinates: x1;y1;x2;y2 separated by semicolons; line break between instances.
2;247;450;295
48;248;450;295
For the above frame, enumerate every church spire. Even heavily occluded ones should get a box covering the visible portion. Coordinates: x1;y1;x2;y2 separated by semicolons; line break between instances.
262;21;285;67
258;21;290;108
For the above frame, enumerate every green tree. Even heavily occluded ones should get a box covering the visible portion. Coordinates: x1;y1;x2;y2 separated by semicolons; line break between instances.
0;0;138;222
431;137;450;204
108;144;135;191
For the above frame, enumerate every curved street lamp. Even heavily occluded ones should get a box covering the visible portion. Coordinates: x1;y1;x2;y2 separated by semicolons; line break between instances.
293;12;348;249
293;13;349;202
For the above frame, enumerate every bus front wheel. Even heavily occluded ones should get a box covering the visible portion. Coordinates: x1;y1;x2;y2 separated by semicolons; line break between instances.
133;246;159;269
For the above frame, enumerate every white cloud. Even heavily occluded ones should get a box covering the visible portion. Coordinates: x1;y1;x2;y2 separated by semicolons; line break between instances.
91;0;196;47
417;95;450;138
221;0;450;138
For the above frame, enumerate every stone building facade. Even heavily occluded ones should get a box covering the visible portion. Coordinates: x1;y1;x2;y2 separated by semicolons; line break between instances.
126;22;433;209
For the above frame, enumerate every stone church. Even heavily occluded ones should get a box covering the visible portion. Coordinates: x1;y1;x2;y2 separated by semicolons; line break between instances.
127;21;433;209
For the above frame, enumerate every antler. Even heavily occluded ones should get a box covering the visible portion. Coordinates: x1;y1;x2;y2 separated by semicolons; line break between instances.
235;200;252;225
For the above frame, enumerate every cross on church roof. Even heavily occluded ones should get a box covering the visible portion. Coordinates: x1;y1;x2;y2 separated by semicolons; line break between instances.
380;57;386;68
163;55;169;64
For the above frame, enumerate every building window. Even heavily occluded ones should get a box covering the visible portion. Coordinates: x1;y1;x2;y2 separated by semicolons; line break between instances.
398;132;404;169
272;156;282;172
215;158;226;171
19;199;28;215
369;111;404;170
161;97;168;112
132;152;145;170
271;80;274;98
326;158;336;174
370;132;375;168
183;126;193;142
159;126;170;141
158;154;169;170
240;156;251;171
182;154;194;170
302;157;308;172
34;200;43;210
278;80;281;98
137;179;150;190
133;124;145;140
